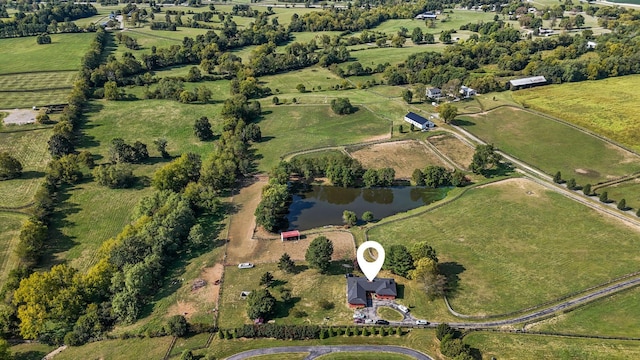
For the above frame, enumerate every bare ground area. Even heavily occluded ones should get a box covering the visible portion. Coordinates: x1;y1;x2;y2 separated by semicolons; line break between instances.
348;140;446;179
427;134;475;170
225;176;268;264
244;230;356;264
166;263;224;319
2;109;37;125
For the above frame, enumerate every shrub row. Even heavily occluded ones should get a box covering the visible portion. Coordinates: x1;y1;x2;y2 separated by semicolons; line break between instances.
217;325;406;340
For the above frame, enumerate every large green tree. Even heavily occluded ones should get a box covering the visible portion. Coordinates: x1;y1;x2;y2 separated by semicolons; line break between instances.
0;152;22;180
246;289;276;320
384;245;415;278
438;103;458;123
305;236;334;274
194;116;214;141
330;98;356;115
152;153;202;192
278;253;295;273
470;144;502;176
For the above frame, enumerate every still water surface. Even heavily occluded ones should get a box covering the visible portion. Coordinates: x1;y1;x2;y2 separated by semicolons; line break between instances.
287;185;449;230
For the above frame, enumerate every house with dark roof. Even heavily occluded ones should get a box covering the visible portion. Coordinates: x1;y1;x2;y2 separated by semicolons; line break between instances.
426;87;443;99
347;276;397;308
404;112;435;131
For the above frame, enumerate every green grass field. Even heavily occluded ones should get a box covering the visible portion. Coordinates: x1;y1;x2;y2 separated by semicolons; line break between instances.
253;104;390;171
345;44;446;69
0;213;26;285
0;33;95;74
464;332;640;360
457;107;640;185
218;263;354;328
55;336;173;360
376;307;404;321
512;75;640;153
247;354;308;360
0;71;76;91
599;180;640;211
317;353;414;360
9;342;55;360
368;179;640;315
0;89;72;109
0;127;52;207
259;66;343;94
530;287;640;338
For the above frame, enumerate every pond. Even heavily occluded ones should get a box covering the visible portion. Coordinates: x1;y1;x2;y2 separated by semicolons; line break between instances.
287;185;449;230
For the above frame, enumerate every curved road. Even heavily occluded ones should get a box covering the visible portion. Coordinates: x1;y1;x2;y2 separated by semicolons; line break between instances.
226;345;433;360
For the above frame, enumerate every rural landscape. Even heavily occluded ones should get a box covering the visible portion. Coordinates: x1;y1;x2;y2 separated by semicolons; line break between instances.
1;0;640;359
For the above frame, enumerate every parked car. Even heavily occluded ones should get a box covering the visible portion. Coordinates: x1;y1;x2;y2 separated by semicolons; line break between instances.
397;305;409;313
375;319;390;325
415;320;429;325
354;318;364;324
238;263;254;269
353;312;366;319
364;319;375;324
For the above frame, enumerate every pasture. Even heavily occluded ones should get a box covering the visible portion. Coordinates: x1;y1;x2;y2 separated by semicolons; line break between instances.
367;178;640;315
54;336;173;360
318;353;414;360
344;44;446;69
599;179;640;211
0;127;52;208
0;33;95;74
0;89;71;110
465;332;640;360
457;107;640;185
0;213;25;285
253;104;390;171
427;134;474;170
347;140;450;179
512;75;640;152
530;287;640;338
258;66;344;95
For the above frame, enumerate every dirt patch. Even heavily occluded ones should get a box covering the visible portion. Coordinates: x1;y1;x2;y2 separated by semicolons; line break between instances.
166;263;224;319
226;176;268;264
2;109;37;125
574;168;601;178
427;134;474;169
348;140;446;179
167;301;198;319
248;230;356;263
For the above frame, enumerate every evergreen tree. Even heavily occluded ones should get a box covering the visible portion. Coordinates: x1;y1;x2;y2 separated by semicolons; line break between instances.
618;198;627;210
278;253;295;273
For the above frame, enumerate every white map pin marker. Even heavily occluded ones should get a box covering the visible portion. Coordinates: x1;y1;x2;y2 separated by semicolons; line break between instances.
357;241;385;281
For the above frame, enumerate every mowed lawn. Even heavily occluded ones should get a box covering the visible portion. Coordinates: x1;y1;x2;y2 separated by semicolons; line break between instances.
465;332;640;360
0;213;26;285
0;89;72;109
368;179;640;315
55;336;173;360
512;75;640;152
254;105;390;171
0;33;95;74
600;179;640;211
0;127;52;207
457;107;640;185
531;287;640;338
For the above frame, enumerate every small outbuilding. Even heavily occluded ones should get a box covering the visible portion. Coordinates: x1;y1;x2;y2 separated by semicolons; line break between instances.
404;112;435;131
281;230;300;241
509;76;547;90
587;41;597;49
415;11;437;20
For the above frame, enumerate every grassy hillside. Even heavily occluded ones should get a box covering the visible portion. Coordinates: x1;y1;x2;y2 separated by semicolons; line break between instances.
368;179;640;315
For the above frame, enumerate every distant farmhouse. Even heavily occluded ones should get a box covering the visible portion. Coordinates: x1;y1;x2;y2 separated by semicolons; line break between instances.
404;112;435;131
415;11;438;20
426;87;443;100
459;85;477;98
509;76;547;90
347;276;397;308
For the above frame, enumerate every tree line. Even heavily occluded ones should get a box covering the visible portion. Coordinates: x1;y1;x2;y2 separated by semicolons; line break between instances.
0;2;97;38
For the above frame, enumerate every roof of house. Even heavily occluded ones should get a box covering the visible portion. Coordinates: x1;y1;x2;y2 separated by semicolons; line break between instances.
427;87;442;93
281;230;300;238
347;277;397;305
509;76;547;87
404;112;430;126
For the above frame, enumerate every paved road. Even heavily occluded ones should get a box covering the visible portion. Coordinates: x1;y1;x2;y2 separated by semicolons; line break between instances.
225;345;433;360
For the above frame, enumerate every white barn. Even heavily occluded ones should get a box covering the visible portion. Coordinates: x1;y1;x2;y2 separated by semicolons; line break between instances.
404;112;435;131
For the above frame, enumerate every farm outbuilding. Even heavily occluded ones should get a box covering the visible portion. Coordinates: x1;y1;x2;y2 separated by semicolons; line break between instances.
509;76;547;90
404;112;435;131
281;230;300;241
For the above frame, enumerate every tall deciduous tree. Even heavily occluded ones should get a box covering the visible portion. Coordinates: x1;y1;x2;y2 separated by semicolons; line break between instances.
305;236;333;273
152;153;202;192
438;103;458;123
0;152;23;180
401;89;413;103
470;144;502;176
246;289;276;320
166;315;188;337
342;210;357;227
410;242;438;262
48;133;74;158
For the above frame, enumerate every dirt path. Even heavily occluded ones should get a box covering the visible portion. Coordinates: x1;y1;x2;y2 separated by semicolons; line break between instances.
226;177;268;264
